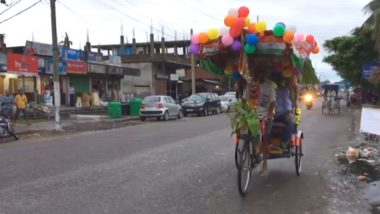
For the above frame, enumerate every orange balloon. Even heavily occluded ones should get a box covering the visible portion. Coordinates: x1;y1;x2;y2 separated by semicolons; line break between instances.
199;32;209;44
311;46;320;54
247;23;256;33
224;15;237;27
283;31;295;44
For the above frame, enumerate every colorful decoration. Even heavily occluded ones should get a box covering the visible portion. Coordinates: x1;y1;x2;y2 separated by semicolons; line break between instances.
244;44;256;54
238;6;250;17
256;21;267;33
231;40;243;52
221;34;234;46
273;24;286;37
198;32;209;44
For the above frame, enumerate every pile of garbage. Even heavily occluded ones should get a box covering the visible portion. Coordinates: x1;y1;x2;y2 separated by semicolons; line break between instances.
336;144;380;182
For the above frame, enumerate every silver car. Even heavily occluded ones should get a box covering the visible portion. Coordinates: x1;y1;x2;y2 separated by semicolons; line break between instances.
140;95;182;121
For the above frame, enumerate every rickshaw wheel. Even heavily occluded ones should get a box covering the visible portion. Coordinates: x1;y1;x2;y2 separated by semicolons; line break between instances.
295;137;303;176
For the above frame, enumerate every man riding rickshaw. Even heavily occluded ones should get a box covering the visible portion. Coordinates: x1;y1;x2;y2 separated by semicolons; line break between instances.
188;5;320;196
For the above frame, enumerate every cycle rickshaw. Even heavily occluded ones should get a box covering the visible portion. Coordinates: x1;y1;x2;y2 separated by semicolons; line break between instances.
189;5;319;196
321;84;340;115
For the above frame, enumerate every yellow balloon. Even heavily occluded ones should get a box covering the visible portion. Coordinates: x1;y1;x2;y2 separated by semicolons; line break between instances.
245;17;251;27
208;28;220;40
256;21;267;33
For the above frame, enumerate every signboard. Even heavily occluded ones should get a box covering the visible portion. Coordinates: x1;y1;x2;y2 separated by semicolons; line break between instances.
46;60;66;75
170;73;179;81
176;69;185;77
362;62;380;80
24;41;53;56
61;48;81;61
88;63;106;73
109;55;121;65
87;52;103;62
7;53;39;74
0;52;6;71
155;73;169;80
360;107;380;136
66;60;87;74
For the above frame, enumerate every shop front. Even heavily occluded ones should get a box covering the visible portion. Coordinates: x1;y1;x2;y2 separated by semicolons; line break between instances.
6;53;39;101
66;60;89;107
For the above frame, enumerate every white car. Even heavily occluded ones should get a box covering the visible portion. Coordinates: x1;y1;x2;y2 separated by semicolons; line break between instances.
219;95;237;112
224;91;237;98
140;96;182;121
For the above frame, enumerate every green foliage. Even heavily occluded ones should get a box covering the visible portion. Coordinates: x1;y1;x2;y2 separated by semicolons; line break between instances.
302;60;319;85
229;101;260;137
323;29;378;85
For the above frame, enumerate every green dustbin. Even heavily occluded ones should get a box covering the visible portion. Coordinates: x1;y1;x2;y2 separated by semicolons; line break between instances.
130;98;142;116
108;101;122;118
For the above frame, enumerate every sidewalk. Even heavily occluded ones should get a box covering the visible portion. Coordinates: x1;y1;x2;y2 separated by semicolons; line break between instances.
14;115;140;135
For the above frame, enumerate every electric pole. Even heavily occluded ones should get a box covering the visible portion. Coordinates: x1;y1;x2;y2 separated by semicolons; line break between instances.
190;29;195;94
50;0;62;131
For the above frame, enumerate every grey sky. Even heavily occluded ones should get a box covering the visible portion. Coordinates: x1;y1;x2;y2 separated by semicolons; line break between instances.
0;0;371;82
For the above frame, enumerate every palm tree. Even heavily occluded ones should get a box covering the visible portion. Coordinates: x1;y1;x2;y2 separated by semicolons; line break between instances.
362;0;380;52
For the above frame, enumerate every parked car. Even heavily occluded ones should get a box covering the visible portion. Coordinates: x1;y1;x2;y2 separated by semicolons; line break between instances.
140;95;182;121
219;95;237;112
224;91;237;98
181;93;221;116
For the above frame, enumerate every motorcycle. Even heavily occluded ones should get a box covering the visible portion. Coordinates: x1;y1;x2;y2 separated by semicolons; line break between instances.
303;93;314;110
0;108;19;140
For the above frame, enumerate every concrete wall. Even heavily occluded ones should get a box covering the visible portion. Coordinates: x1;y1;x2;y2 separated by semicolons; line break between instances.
121;62;154;97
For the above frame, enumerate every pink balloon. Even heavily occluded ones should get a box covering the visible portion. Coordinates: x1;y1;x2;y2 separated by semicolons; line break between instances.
295;33;304;42
221;34;234;46
191;34;200;44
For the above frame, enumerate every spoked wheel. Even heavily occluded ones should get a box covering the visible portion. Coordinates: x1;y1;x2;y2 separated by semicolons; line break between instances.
295;140;303;176
237;143;252;196
234;137;245;169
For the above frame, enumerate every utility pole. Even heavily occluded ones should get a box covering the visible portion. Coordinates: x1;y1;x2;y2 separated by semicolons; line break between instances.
50;0;62;131
190;29;195;94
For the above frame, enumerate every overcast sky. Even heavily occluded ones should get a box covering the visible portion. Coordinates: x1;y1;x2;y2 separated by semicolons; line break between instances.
0;0;371;82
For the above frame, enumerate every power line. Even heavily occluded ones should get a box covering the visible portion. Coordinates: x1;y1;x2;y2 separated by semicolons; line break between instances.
0;0;41;24
56;0;92;25
0;0;22;16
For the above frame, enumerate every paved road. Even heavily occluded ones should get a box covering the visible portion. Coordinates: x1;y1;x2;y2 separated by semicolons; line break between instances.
0;99;354;214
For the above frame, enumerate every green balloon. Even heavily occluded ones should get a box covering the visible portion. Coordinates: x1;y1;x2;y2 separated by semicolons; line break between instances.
273;24;286;37
244;44;257;54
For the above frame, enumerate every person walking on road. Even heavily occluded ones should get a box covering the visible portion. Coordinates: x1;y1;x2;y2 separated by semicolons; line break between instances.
15;89;30;125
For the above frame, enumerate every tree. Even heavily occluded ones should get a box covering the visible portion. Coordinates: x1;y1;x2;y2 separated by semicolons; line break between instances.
362;0;380;52
323;28;378;85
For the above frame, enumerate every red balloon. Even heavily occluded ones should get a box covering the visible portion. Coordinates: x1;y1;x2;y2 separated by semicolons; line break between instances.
229;27;241;38
305;35;315;44
234;17;246;29
238;6;249;17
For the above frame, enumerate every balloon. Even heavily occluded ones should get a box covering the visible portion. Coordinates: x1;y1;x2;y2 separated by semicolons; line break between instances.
189;44;200;55
191;33;199;44
221;34;234;46
287;25;297;33
283;31;295;43
246;34;259;46
234;17;246;29
245;17;251;27
276;22;286;28
256;21;267;33
231;40;243;52
208;28;220;40
229;27;241;38
238;6;249;17
198;32;209;44
224;15;237;27
244;44;256;54
305;34;315;44
295;33;304;42
232;71;242;80
273;24;286;37
311;46;320;54
228;8;238;16
247;23;257;33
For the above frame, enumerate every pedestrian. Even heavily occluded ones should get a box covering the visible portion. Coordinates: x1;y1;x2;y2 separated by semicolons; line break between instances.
69;84;75;107
14;89;30;125
2;90;15;121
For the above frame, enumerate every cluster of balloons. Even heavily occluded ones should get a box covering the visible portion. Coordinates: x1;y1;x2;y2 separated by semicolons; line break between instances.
189;5;320;57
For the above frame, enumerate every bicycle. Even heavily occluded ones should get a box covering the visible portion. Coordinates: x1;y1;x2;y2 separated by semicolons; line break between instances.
235;115;304;196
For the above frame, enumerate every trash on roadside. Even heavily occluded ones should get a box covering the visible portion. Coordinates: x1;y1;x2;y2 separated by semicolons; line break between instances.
358;175;367;182
346;147;359;163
